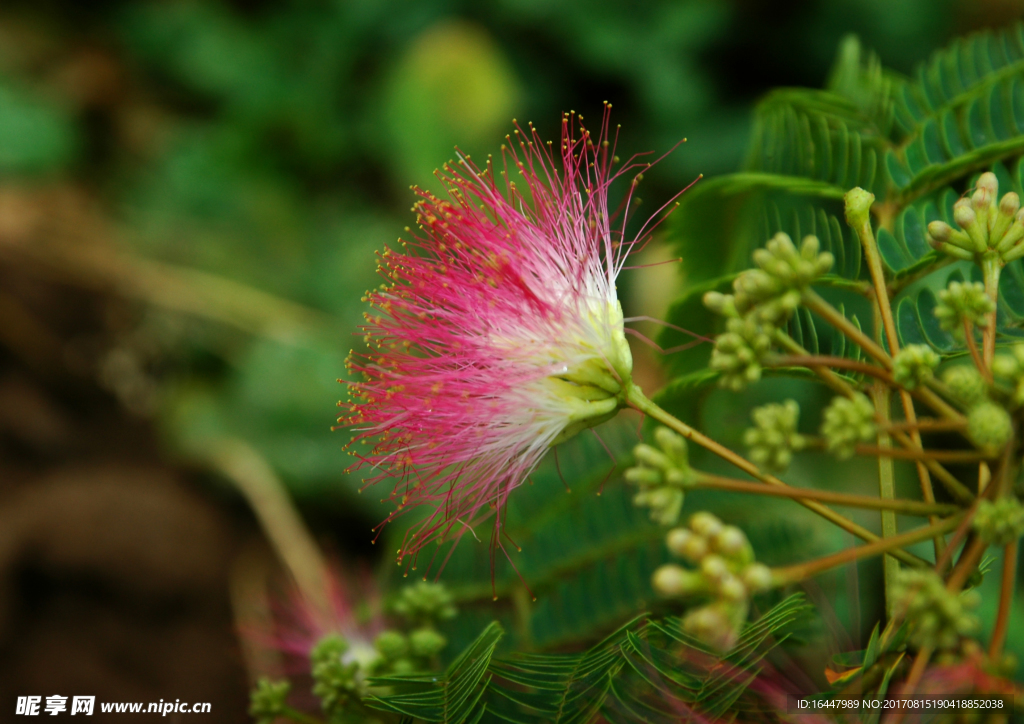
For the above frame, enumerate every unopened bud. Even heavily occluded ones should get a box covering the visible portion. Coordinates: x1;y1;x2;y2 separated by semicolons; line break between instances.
690;512;723;537
927;220;953;242
701;555;728;581
653;564;702;596
680;534;708;563
954;202;976;229
718;574;747;601
1000;192;1021;218
713;526;748;557
743;563;773;592
666;528;693;557
977;172;999;197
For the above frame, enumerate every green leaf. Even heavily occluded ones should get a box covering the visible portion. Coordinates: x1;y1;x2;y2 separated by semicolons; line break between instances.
367;594;811;724
366;622;504;723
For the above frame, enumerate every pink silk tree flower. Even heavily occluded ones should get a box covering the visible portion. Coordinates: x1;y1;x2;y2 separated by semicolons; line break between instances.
341;105;679;565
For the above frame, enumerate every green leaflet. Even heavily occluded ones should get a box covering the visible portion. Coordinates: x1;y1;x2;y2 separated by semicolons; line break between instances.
367;595;811;724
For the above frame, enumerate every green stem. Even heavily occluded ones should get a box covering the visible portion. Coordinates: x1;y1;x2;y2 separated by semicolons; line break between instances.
982;253;1002;370
625;382;928;567
693;474;960;516
871;380;900;620
802;289;892;368
772;516;962;585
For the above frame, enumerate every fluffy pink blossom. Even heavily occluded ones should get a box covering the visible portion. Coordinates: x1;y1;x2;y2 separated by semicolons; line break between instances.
341;105;681;564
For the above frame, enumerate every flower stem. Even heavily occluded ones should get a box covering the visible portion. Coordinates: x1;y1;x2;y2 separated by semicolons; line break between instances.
853;445;990;463
964;318;989;381
767;354;890;381
802;289;892;368
991;541;1019;660
871;379;900;619
211;438;332;624
982;253;1002;369
624;383;928;567
946;535;987;591
772;516;961;585
693;474;960;516
770;333;859;398
889;429;975;504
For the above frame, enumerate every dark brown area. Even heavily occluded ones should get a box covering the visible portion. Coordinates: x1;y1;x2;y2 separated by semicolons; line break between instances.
0;260;254;720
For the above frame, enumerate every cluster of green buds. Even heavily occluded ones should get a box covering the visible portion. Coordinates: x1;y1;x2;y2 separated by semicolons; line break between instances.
940;364;1013;452
704;233;833;390
934;280;995;340
893;569;980;651
706;318;773;392
973;497;1024;546
250;679;291;724
625;426;695;525
927;172;1024;264
892;344;940;390
311;635;368;719
820;392;876;459
652;512;773;652
992;343;1024;404
742;400;806;472
370;581;456;675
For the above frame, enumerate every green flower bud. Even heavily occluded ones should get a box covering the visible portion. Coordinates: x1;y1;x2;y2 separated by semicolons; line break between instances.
701;554;729;582
665;527;695;557
250;679;290;724
742;563;773;593
935;281;995;339
374;630;408;661
711;317;773;391
742;399;806;472
942;364;988;406
690;511;724;538
965;400;1012;452
718;573;747;601
626;428;693;526
703;291;737;317
821;393;876;459
408;628;447;658
311;634;360;715
893;570;980;651
392;581;457;624
892;344;940;390
632;486;684;526
991;343;1024;404
928;172;1024;260
729;233;832;328
390;658;416;675
652;563;706;596
973;498;1024;546
654;426;689;468
682;600;748;652
712;526;749;558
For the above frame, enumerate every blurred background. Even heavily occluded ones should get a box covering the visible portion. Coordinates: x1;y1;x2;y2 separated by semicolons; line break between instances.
1;0;1023;719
